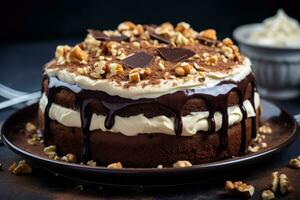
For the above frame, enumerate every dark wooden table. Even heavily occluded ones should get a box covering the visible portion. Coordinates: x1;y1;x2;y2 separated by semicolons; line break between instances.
0;40;300;200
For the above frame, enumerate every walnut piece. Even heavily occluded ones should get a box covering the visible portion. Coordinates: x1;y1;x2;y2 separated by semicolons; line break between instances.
259;125;272;134
129;72;141;83
25;122;37;134
87;160;97;167
289;155;300;169
271;171;293;194
61;153;77;163
107;162;123;169
261;190;275;200
279;174;293;194
225;181;255;198
199;29;217;40
68;46;88;64
173;160;192;168
175;66;186;76
9;160;32;175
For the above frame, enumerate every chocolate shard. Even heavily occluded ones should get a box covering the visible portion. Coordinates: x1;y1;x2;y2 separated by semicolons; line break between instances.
147;28;170;44
122;52;154;69
110;35;129;42
196;35;218;46
88;29;109;40
156;47;195;63
87;29;129;42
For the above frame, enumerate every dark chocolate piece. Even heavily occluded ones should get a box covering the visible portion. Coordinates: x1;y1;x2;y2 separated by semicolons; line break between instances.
196;35;218;46
148;28;170;44
88;29;129;42
122;52;154;69
156;47;195;63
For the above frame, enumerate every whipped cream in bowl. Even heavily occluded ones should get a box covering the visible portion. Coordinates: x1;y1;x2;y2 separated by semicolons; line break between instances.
233;9;300;99
249;9;300;48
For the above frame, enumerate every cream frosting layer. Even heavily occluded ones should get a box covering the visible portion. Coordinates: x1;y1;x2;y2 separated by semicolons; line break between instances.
39;92;260;136
45;58;252;100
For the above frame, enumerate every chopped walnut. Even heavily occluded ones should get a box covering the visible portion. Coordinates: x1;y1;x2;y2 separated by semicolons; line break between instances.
271;171;279;192
259;125;272;134
77;66;92;75
87;160;97;167
107;162;123;169
261;190;275;200
222;37;234;46
27;138;37;146
199;29;217;40
289;156;300;169
155;22;174;36
181;62;196;75
55;45;71;64
84;34;101;52
43;145;57;155
61;153;77;163
175;66;186;76
175;22;190;32
157;164;163;169
106;41;120;56
225;181;255;198
9;160;32;175
118;21;137;32
25;122;37;134
271;171;293;194
129;72;140;83
158;62;165;71
205;54;218;66
173;160;192;168
248;145;260;153
108;63;124;76
221;46;234;59
67;46;88;64
175;32;189;46
279;174;293;194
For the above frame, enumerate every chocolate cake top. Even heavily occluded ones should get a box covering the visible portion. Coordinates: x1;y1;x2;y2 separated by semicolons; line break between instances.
47;21;244;86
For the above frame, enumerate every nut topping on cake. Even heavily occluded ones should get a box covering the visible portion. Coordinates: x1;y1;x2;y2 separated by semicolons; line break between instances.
47;21;245;86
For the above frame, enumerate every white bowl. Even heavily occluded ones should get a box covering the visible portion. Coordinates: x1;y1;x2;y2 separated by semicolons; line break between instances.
233;24;300;99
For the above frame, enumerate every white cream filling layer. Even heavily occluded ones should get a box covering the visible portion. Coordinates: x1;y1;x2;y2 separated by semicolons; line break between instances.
45;58;252;100
39;92;260;136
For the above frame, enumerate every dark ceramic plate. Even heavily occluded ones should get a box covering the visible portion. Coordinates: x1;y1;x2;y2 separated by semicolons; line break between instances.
1;100;298;188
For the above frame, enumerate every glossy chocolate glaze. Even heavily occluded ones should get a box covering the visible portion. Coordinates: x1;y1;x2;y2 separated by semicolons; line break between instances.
42;73;256;162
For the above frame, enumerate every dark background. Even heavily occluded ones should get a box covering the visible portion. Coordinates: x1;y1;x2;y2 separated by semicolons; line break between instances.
1;0;300;43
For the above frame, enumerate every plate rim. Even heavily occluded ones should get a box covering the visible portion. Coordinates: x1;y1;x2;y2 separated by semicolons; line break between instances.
1;100;298;176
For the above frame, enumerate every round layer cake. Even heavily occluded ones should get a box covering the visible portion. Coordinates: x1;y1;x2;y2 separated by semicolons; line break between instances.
39;21;260;168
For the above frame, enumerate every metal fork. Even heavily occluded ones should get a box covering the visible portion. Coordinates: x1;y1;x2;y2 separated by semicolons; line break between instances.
0;84;40;145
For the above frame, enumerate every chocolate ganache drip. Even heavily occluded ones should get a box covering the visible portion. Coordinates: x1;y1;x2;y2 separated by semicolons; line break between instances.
42;74;257;162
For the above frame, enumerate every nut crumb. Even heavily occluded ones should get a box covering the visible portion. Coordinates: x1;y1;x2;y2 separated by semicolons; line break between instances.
259;125;272;134
261;190;275;200
9;160;32;175
289;156;300;169
199;29;217;40
173;160;192;168
157;164;163;169
107;162;123;169
87;160;97;167
61;153;77;163
175;66;186;76
25;122;37;134
225;181;255;198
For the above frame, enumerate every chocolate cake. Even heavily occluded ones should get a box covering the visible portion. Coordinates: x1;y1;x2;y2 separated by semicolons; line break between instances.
39;21;260;168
